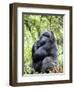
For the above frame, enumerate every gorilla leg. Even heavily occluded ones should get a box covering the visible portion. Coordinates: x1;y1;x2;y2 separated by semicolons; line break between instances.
41;57;56;73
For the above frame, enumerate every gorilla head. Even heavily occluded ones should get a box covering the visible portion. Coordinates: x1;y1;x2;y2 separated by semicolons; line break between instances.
38;31;55;47
32;31;57;73
41;31;55;41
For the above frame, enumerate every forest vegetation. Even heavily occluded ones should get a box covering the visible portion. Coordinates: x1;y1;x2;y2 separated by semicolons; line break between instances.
23;14;63;74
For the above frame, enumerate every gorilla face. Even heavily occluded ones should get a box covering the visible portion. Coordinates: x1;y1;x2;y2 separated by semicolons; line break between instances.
41;31;55;42
32;31;57;73
37;31;55;47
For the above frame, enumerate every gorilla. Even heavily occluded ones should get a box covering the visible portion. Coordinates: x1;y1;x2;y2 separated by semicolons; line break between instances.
32;31;57;73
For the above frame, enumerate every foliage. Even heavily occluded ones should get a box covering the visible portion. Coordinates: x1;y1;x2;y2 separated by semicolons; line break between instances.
24;14;63;74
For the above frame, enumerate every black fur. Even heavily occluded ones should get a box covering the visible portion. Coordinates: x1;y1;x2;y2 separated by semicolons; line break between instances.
32;31;57;73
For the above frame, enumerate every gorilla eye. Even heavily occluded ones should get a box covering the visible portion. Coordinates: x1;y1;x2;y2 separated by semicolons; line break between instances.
46;35;50;38
42;32;50;38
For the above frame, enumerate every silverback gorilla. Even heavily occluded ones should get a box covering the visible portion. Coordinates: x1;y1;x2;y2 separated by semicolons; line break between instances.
32;31;58;73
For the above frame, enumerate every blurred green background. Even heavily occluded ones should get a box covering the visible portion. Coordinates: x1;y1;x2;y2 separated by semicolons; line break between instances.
23;14;63;74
